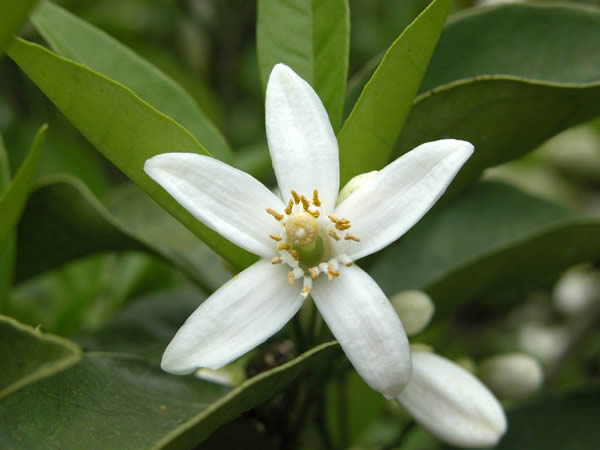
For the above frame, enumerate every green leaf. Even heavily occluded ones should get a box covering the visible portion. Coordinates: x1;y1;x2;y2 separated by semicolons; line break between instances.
0;124;46;243
0;347;338;449
7;37;255;270
0;133;14;311
0;0;37;53
396;3;600;195
337;0;452;185
31;2;233;164
0;314;81;400
421;3;600;93
257;0;350;130
0;133;9;190
15;176;228;293
441;387;600;450
369;180;600;316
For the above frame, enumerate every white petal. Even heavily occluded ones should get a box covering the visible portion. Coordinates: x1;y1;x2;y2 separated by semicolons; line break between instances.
161;259;304;374
397;351;507;448
311;264;411;397
265;64;339;214
332;140;473;260
145;153;284;258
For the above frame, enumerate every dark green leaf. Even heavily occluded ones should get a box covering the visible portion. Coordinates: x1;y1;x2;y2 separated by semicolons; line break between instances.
369;181;600;316
0;0;37;53
337;0;452;185
0;124;46;242
257;0;350;130
0;133;13;312
15;176;228;293
0;314;81;400
421;3;600;92
31;2;233;163
7;37;255;270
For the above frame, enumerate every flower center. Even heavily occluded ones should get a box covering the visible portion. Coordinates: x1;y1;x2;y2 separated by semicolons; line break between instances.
265;188;359;298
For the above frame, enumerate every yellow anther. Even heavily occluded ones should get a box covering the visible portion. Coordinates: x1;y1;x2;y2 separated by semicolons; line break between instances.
266;208;284;221
309;210;320;218
278;242;291;251
288;271;295;286
312;189;321;207
345;261;353;267
285;199;294;215
344;233;360;242
290;249;299;260
328;214;339;223
335;222;351;231
339;218;350;224
291;190;301;204
302;285;311;296
269;234;282;241
308;267;319;279
271;256;283;264
301;195;310;211
328;229;340;241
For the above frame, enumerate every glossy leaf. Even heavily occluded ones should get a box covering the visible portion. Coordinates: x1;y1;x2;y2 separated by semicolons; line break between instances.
0;0;37;53
7;37;255;270
0;344;338;449
337;0;452;185
15;176;228;292
396;3;600;195
257;0;350;130
0;314;81;400
421;3;600;92
31;2;233;164
0;124;46;242
0;134;13;311
369;181;600;316
396;79;600;196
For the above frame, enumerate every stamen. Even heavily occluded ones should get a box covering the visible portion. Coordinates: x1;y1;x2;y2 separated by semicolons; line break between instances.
344;233;360;242
308;267;319;279
278;243;291;251
291;190;301;204
327;263;340;280
309;210;320;218
312;189;321;207
271;256;283;264
318;262;329;274
328;229;341;241
285;199;294;215
280;251;299;268
266;208;284;221
328;214;339;223
288;271;295;286
293;268;304;279
290;249;299;260
339;254;353;267
335;222;351;231
269;234;282;241
301;285;311;298
301;276;313;299
301;195;310;211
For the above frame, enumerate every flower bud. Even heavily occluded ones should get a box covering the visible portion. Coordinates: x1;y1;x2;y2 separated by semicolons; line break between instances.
479;353;543;400
396;351;506;448
553;266;600;316
518;323;568;364
336;170;378;205
390;290;435;336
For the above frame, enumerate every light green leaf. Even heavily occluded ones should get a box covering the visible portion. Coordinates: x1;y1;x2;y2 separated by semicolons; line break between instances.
0;124;46;243
7;37;255;270
396;3;600;195
0;0;37;53
31;2;233;163
0;314;81;400
14;176;228;293
369;181;600;316
257;0;350;130
337;0;452;185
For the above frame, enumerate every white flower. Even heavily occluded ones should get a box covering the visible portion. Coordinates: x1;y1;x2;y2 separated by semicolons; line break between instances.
144;63;473;398
397;351;507;448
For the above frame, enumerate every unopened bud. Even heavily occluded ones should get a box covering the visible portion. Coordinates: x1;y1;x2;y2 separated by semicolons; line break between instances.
518;323;568;364
553;266;600;316
336;170;378;205
195;366;245;386
391;290;435;336
479;353;543;400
